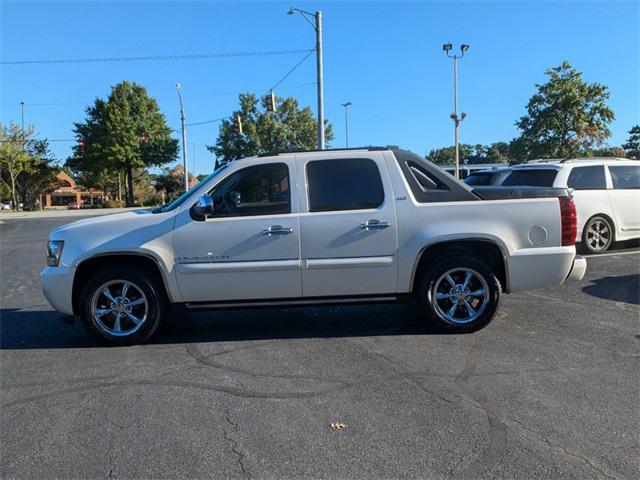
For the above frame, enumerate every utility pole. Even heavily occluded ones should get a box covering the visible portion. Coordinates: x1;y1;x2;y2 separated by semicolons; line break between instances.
442;43;469;179
341;102;351;148
20;101;24;131
287;8;325;150
176;83;189;192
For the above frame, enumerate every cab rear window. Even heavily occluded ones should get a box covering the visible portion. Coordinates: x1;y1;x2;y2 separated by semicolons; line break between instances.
502;169;558;187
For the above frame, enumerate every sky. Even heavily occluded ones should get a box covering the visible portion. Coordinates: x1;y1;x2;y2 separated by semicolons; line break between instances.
1;0;638;175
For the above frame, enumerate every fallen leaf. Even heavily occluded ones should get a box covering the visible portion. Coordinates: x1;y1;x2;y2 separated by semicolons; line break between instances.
330;422;347;430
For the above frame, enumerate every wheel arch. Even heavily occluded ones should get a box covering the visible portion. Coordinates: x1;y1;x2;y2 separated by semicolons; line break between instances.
72;253;172;316
411;239;508;294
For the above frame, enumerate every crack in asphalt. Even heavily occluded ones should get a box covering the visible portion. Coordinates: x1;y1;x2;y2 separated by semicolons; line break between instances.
503;415;622;480
452;338;508;480
222;407;251;479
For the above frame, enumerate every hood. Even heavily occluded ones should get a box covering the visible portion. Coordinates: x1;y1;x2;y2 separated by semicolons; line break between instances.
51;209;155;237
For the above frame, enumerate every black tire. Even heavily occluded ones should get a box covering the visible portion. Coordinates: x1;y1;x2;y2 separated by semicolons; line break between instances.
581;215;614;254
79;265;167;346
417;255;501;332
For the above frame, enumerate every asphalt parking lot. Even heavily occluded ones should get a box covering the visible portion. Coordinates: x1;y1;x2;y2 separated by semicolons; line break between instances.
1;215;638;479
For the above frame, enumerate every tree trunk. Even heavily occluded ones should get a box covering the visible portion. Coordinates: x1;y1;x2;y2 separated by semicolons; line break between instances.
10;173;18;211
125;163;134;207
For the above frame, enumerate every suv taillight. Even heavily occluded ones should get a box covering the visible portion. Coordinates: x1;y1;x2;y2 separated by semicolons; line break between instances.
559;196;577;246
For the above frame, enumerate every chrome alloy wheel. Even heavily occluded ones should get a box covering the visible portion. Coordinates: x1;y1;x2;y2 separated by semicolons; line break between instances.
431;268;490;325
586;219;611;252
91;280;148;337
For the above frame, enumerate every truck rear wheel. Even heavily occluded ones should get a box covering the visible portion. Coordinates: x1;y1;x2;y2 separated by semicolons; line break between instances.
418;255;501;332
79;266;166;345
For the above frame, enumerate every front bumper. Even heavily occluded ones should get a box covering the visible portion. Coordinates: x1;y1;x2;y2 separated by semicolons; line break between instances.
565;255;587;282
40;266;75;315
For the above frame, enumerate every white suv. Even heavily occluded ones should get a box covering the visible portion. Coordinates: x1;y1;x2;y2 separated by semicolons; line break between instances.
502;158;640;253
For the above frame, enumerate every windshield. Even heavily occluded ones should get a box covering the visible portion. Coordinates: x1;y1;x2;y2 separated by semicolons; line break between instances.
502;169;558;187
151;165;227;213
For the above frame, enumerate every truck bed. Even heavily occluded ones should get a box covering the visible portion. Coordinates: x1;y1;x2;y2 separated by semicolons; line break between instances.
472;186;571;200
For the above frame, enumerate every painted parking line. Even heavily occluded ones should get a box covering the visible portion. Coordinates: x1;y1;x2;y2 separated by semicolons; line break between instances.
583;250;640;258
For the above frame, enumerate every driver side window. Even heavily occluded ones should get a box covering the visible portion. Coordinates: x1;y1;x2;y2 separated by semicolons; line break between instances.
208;163;290;217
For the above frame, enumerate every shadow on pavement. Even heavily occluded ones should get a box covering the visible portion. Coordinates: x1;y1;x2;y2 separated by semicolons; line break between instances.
0;303;456;350
582;274;639;305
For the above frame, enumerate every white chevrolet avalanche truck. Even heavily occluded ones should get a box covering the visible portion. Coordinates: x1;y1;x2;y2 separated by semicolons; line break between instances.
41;148;587;345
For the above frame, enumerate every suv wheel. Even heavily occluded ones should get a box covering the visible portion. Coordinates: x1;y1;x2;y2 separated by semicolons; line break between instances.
582;216;613;254
79;266;166;345
418;255;501;332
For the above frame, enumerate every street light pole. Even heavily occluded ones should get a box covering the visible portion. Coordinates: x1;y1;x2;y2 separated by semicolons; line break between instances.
442;43;469;179
341;102;351;148
288;7;325;150
20;101;24;131
176;83;189;192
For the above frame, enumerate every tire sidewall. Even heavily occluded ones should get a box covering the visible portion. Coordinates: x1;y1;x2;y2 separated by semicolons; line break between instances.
581;216;613;254
418;255;501;332
80;266;165;345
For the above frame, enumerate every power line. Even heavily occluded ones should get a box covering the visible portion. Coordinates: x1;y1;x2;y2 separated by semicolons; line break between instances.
266;49;315;94
0;82;318;107
186;117;226;127
1;48;315;65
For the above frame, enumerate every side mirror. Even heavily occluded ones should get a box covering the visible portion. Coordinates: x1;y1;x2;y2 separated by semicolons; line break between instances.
191;195;214;220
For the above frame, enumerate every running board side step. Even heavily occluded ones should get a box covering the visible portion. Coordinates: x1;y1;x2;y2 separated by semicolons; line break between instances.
184;295;399;311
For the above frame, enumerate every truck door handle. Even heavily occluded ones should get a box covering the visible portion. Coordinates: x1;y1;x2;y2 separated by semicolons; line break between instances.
262;225;294;236
359;219;391;230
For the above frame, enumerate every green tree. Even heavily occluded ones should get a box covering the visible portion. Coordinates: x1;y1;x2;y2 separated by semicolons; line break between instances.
17;138;61;210
511;61;614;161
622;125;640;159
0;123;34;210
67;81;178;206
591;146;626;158
152;165;196;203
209;93;334;163
426;144;473;165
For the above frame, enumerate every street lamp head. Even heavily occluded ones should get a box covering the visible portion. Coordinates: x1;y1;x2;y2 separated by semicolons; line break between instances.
461;112;467;120
450;113;458;120
176;82;181;90
460;44;470;53
442;43;453;52
342;102;352;107
287;8;295;15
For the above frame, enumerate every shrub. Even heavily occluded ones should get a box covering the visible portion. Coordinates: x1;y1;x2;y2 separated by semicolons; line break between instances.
103;199;126;209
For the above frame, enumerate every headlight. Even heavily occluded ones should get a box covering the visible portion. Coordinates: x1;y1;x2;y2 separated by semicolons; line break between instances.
46;240;64;267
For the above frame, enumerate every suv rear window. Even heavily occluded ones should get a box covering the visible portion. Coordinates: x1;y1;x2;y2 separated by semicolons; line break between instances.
464;172;493;186
503;169;558;187
306;158;384;212
567;165;606;190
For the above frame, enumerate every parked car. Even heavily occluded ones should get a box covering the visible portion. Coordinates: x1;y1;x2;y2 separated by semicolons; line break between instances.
464;167;512;186
67;201;83;210
500;158;640;253
41;148;586;345
1;202;11;210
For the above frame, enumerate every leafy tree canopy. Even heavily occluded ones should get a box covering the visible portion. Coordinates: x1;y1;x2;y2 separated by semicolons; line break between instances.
208;93;334;163
67;81;178;206
510;61;614;161
0;122;59;210
622;125;640;159
426;142;510;165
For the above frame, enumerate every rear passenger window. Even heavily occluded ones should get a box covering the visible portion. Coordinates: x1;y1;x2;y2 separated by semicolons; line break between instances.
609;165;640;189
503;169;558;187
306;158;384;212
567;166;606;190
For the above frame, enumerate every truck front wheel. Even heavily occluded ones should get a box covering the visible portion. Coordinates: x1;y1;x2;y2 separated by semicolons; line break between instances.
79;266;167;345
418;256;501;332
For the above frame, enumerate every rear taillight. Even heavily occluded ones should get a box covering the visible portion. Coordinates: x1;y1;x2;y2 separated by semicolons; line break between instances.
559;196;577;246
